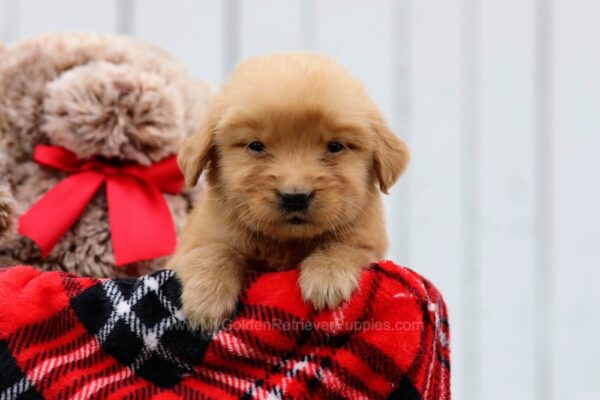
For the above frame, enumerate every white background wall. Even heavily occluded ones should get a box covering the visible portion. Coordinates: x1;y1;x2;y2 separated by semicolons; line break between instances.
1;1;599;399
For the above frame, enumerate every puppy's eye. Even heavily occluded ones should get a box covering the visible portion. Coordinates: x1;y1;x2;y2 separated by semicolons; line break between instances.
247;141;265;153
326;142;344;153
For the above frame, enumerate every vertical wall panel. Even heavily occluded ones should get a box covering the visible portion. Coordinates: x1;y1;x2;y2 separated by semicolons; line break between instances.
460;0;480;398
315;0;393;121
133;0;225;85
534;0;553;398
0;0;18;42
389;0;412;262
15;0;117;37
116;0;134;35
479;1;536;399
407;1;467;398
552;0;600;398
223;0;240;77
239;0;305;59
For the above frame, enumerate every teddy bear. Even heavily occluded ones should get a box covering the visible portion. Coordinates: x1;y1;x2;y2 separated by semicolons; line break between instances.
0;33;210;277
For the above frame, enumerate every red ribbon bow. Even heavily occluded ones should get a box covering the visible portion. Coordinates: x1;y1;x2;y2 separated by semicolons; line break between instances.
18;145;185;266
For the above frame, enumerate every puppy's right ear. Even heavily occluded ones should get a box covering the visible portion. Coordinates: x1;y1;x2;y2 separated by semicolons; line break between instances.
178;114;216;187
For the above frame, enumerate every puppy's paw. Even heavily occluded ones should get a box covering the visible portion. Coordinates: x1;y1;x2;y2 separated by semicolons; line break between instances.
181;286;238;332
299;256;362;310
174;246;245;332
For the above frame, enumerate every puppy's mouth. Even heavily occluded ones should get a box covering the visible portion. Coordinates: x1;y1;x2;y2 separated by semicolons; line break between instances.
286;216;309;225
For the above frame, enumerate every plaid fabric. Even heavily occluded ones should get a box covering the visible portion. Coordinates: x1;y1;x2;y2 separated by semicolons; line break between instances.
0;261;450;399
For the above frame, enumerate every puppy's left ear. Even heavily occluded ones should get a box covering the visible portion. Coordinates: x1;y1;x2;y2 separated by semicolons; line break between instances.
178;110;217;187
371;111;410;194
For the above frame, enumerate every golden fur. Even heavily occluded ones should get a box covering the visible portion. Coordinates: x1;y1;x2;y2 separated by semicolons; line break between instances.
173;53;409;330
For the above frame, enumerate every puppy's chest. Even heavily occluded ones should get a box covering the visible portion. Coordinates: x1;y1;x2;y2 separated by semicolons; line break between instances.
245;241;313;272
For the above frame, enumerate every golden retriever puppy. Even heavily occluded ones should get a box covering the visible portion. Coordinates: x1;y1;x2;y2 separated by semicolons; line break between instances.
173;53;409;330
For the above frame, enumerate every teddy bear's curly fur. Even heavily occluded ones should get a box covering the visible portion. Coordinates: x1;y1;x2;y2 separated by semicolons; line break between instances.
0;33;210;277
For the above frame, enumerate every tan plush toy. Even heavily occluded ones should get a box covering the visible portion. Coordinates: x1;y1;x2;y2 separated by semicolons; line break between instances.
0;33;210;277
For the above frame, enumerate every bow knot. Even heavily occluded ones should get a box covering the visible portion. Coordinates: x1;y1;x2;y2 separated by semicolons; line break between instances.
19;145;185;266
94;164;119;175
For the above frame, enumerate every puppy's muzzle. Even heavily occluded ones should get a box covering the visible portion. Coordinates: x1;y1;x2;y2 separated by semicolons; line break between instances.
277;192;314;213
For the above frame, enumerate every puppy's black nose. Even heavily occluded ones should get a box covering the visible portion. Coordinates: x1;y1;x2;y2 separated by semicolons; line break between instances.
277;192;314;213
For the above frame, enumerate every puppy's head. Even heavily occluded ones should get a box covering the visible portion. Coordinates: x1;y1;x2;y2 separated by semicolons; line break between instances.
179;53;409;239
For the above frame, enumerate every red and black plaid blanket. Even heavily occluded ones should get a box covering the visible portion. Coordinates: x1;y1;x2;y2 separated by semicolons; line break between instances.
0;260;450;399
